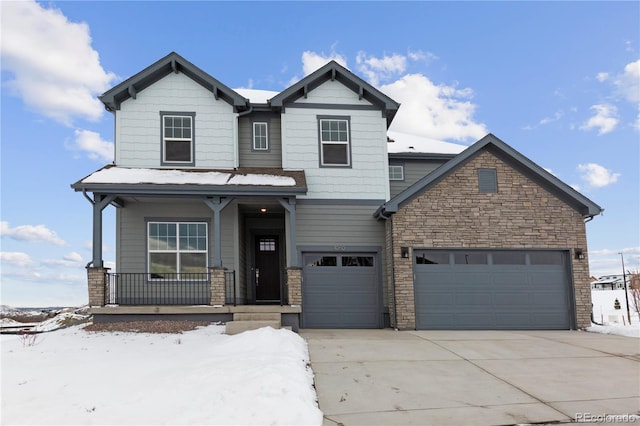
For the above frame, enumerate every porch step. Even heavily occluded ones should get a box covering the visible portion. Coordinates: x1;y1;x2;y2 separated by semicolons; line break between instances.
225;320;281;335
233;312;281;321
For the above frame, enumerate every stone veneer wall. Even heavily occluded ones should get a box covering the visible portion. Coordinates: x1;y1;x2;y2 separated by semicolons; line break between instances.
87;267;109;307
390;150;592;330
209;267;226;306
287;267;302;305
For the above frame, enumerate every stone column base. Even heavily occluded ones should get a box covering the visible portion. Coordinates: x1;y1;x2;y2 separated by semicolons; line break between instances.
87;267;109;307
209;267;226;306
286;267;302;306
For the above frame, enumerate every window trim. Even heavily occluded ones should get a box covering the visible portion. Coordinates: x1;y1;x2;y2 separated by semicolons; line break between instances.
147;221;208;277
160;111;196;166
252;121;269;151
389;165;405;181
317;115;352;168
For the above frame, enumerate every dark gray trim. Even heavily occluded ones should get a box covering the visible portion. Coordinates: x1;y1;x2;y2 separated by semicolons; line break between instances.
296;199;385;206
269;60;400;125
284;103;381;111
278;198;298;267
203;197;233;268
91;194;117;267
317;115;352;168
160;111;196;166
388;153;456;161
100;52;248;112
251;120;270;152
376;134;603;219
73;184;307;197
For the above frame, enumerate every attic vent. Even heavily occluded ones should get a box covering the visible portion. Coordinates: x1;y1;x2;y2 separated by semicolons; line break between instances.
478;168;497;193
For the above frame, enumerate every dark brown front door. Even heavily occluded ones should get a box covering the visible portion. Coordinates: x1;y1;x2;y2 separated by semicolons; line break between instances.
254;235;281;302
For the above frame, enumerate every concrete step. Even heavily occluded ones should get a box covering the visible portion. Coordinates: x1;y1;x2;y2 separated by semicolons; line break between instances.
225;320;281;335
233;312;281;321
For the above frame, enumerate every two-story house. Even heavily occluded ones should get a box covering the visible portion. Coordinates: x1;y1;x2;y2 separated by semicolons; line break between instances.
73;52;602;331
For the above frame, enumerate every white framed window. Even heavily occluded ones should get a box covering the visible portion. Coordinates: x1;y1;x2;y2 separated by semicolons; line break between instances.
148;222;208;276
319;117;351;167
162;113;194;164
389;165;404;181
253;122;269;151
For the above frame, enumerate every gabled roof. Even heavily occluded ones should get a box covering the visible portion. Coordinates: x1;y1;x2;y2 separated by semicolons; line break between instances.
99;52;248;111
376;133;603;219
269;61;401;125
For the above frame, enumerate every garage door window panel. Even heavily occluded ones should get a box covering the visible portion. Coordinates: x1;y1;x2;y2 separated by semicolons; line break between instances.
416;251;450;265
492;251;527;265
454;252;488;265
306;255;337;267
530;252;565;265
342;256;374;267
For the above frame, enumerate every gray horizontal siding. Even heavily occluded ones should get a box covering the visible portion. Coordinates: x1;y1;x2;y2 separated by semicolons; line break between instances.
296;203;384;247
116;200;236;273
389;159;448;198
238;114;282;168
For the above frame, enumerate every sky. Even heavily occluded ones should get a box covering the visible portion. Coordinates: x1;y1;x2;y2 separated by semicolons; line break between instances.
1;1;639;307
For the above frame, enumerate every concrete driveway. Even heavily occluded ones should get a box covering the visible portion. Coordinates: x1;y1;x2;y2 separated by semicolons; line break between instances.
300;329;640;426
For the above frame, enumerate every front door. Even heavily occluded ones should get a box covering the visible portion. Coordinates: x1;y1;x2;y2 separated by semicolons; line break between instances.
254;235;281;302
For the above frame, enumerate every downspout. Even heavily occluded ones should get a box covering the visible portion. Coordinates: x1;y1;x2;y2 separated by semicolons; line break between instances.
376;204;398;330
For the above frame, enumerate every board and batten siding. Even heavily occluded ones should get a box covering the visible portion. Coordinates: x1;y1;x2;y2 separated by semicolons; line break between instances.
238;114;282;168
389;159;449;198
115;72;237;169
116;200;237;273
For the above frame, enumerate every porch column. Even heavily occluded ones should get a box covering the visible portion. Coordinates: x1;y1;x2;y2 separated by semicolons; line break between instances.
87;266;109;307
278;197;298;267
203;197;233;268
91;194;116;267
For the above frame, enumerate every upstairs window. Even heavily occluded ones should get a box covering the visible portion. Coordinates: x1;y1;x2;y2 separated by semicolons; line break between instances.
318;116;351;167
253;122;269;151
389;165;404;181
161;112;195;164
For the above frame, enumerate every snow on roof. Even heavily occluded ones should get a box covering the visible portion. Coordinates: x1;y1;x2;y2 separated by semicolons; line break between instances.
387;130;467;155
81;167;297;187
234;88;279;104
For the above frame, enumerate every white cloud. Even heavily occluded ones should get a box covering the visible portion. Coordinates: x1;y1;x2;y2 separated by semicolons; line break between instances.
0;0;116;125
580;104;619;135
577;163;620;188
614;59;640;104
43;252;85;268
382;74;487;142
596;72;610;82
300;49;348;76
69;129;114;162
0;221;66;246
356;52;407;86
539;110;564;126
0;252;36;268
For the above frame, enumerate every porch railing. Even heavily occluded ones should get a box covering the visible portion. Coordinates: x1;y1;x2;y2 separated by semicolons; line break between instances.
105;273;211;305
224;270;237;306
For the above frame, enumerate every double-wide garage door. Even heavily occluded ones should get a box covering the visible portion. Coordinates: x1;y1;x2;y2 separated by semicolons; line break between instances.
414;249;573;330
302;252;381;328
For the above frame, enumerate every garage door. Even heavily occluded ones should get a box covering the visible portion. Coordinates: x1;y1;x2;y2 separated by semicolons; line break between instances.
302;253;381;328
414;249;572;330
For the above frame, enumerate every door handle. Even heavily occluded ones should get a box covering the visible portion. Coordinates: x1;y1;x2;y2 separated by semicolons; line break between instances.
255;268;260;286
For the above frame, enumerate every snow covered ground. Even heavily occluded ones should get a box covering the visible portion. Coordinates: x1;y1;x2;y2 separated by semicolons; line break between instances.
1;324;323;425
588;289;640;338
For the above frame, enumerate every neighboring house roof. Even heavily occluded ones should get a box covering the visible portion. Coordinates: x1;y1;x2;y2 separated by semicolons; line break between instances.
376;133;604;219
71;165;307;196
100;52;248;112
269;60;401;125
387;130;466;157
592;275;624;285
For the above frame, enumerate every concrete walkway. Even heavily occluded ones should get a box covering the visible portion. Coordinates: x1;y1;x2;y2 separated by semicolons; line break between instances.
300;329;640;426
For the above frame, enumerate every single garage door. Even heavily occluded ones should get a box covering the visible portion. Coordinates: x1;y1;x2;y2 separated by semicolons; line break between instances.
414;249;573;330
302;252;381;328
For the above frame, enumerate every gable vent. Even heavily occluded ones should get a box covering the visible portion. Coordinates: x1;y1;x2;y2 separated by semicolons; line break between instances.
478;168;498;193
